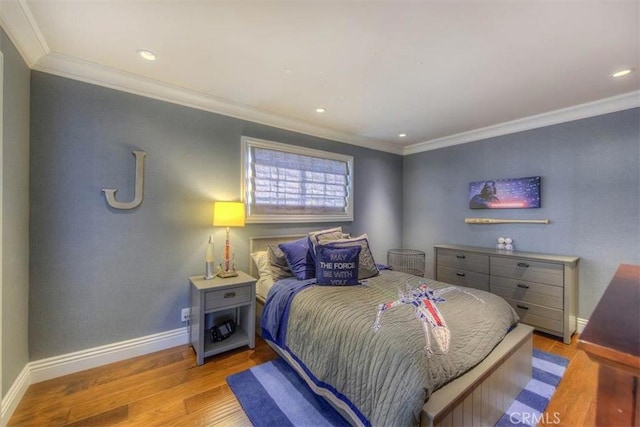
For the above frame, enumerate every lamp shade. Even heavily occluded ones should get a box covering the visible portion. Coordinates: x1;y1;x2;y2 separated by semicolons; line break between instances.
213;202;246;227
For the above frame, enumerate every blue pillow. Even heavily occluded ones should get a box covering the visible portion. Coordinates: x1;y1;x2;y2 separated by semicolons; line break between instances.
279;238;315;280
315;245;361;286
322;234;379;280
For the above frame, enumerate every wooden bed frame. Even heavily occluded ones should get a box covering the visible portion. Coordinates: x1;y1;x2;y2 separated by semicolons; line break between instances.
249;235;533;427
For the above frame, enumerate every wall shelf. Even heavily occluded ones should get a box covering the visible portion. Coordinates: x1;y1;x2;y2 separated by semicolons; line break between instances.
465;218;550;225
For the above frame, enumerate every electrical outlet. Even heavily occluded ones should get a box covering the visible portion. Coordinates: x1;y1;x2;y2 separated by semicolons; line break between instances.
181;308;190;322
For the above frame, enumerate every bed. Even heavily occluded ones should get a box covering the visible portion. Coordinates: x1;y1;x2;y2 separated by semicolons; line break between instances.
249;234;533;427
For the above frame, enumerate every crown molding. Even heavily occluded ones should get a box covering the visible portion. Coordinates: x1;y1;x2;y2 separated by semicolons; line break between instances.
29;49;640;158
1;0;637;158
403;91;640;156
0;0;403;156
0;0;48;67
33;53;404;155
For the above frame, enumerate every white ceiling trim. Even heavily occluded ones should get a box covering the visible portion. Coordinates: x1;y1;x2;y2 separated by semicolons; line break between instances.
0;0;47;67
0;0;404;155
403;91;640;155
34;52;404;155
0;0;637;158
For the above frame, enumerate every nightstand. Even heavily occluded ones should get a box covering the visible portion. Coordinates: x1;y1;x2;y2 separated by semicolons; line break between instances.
189;271;256;365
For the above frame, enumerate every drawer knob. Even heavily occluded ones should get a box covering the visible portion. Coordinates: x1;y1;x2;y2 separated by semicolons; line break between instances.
516;283;530;289
456;254;466;259
456;272;466;277
224;292;236;299
517;262;530;268
517;304;529;310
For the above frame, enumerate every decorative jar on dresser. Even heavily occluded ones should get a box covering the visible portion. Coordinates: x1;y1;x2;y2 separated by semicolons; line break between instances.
434;244;579;344
189;271;256;365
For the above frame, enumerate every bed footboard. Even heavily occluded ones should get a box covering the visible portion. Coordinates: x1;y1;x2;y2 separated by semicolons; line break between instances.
421;323;533;427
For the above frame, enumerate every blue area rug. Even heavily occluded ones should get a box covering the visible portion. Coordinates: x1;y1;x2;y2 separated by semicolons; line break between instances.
495;349;569;427
227;349;568;427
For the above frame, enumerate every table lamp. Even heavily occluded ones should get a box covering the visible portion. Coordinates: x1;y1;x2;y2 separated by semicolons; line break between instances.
213;201;245;278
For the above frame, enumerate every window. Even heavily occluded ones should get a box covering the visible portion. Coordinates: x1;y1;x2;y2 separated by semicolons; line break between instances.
242;136;354;223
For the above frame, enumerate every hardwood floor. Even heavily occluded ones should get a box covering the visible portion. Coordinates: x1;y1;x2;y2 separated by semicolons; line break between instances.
9;332;596;426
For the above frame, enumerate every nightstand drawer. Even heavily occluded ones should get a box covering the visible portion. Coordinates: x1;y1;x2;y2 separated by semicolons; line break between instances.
205;285;252;311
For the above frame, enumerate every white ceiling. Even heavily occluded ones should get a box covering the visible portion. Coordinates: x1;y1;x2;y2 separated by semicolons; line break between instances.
1;0;639;154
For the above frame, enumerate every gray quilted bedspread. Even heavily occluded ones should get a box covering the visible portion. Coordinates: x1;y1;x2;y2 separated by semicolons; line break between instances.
284;270;519;426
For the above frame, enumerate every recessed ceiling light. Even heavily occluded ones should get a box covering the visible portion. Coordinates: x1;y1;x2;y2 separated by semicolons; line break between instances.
611;69;634;78
315;107;326;113
137;49;156;61
398;133;407;138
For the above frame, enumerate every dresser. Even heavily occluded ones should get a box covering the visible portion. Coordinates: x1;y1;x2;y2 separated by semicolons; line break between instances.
434;244;579;344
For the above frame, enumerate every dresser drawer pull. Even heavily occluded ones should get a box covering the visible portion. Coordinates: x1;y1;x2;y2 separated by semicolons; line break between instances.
517;304;529;310
516;283;530;289
456;272;466;277
456;254;466;259
517;262;530;268
223;292;236;299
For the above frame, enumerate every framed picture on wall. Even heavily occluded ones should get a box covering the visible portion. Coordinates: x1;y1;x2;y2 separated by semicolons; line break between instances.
469;176;541;209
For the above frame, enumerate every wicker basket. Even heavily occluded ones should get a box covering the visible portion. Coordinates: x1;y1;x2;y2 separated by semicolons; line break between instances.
387;249;426;277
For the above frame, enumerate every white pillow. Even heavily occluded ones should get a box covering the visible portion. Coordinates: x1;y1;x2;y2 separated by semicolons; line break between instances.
256;275;275;300
251;250;271;279
251;250;277;299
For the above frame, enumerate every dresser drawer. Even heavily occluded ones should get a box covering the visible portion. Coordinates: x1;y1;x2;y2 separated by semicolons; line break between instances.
205;285;253;311
434;244;578;344
490;257;563;287
502;297;563;333
490;276;563;309
437;249;489;274
437;266;489;291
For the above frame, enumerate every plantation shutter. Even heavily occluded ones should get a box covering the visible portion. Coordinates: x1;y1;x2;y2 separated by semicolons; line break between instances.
243;138;353;222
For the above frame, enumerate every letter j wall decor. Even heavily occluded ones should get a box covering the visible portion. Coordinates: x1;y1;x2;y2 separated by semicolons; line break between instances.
102;150;146;210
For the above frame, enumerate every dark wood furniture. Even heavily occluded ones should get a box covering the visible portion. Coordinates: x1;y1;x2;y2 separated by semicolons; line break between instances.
578;264;640;426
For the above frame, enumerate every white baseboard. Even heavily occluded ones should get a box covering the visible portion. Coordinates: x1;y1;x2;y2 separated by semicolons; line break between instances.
1;365;30;427
1;327;189;425
28;327;189;384
577;317;588;334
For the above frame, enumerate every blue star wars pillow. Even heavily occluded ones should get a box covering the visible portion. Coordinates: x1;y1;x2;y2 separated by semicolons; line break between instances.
315;245;361;286
279;237;315;280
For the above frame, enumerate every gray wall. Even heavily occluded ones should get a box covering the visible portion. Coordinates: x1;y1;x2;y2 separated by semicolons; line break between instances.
403;108;640;319
1;29;30;395
29;72;403;360
18;58;640;367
